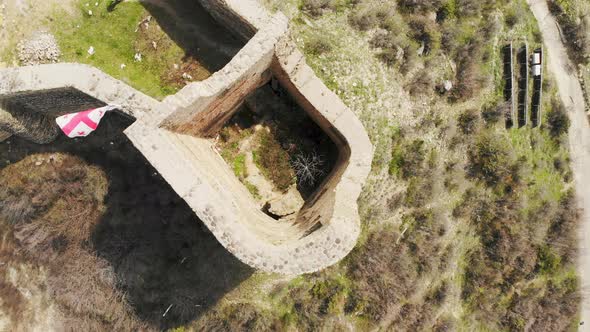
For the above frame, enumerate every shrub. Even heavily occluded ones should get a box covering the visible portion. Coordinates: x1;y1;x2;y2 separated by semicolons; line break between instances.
305;36;332;55
546;98;570;138
467;132;517;186
457;109;480;135
548;0;590;64
405;177;434;207
196;303;278;331
255;131;295;191
346;231;419;320
348;2;395;31
450;41;485;101
406;15;441;54
301;0;336;17
436;0;456;21
397;0;443;13
537;245;561;274
482;101;508;125
455;0;482;17
389;138;426;179
406;68;434;96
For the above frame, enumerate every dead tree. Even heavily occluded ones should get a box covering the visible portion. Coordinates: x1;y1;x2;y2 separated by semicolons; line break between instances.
292;152;325;186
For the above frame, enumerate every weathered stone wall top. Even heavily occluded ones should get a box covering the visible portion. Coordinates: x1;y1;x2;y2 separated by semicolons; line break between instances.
0;63;159;120
155;13;289;132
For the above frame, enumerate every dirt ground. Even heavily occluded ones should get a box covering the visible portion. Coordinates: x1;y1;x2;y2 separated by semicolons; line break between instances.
0;112;253;330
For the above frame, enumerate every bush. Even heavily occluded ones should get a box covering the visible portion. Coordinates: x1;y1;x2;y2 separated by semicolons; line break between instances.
546;98;570;138
457;109;480;135
196;303;278;331
405;177;434;207
255;131;295;191
397;0;443;13
346;231;419;320
406;15;441;54
548;0;590;64
467;132;517;186
450;40;485;101
455;0;482;18
389;138;426;179
301;0;336;17
348;2;396;31
305;36;332;55
537;245;561;274
482;101;508;125
406;68;434;96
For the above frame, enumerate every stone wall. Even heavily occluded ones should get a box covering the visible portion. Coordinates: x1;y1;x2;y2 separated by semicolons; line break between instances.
125;0;373;274
159;13;287;136
0;64;159;120
0;0;373;275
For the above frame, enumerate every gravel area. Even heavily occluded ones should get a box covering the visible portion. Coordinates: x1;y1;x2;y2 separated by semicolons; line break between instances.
16;31;61;66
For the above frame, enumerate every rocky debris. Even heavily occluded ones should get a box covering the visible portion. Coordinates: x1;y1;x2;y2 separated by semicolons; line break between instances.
266;186;304;218
17;32;61;66
443;80;453;91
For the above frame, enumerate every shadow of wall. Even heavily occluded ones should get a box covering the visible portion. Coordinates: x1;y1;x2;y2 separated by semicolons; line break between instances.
0;110;253;329
141;0;246;73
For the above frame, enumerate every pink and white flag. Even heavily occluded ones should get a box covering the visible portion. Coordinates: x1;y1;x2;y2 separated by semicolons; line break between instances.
55;105;119;138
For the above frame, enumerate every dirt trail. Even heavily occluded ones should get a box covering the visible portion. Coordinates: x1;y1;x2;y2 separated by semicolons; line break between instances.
527;0;590;328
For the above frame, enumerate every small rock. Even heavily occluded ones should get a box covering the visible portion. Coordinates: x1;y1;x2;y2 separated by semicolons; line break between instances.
134;53;142;62
35;161;42;166
417;41;425;56
267;187;304;217
120;63;126;69
151;41;157;49
88;46;95;55
443;80;453;91
88;9;93;16
182;72;193;80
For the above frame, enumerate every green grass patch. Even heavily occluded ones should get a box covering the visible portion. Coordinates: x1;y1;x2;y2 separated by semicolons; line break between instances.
232;153;247;179
50;1;192;99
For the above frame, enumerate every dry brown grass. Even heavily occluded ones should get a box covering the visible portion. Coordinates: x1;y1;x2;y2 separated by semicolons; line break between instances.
0;153;148;331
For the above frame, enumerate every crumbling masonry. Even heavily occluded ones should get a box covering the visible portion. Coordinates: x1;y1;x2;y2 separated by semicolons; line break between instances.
0;0;373;275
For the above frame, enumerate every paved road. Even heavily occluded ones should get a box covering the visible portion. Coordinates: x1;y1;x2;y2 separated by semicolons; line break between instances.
527;0;590;329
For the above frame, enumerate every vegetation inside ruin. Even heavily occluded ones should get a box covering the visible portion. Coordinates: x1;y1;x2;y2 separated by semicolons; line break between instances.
216;84;338;213
48;0;243;99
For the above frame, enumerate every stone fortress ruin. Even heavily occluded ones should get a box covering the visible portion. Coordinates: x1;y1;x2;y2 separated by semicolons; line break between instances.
0;0;373;275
